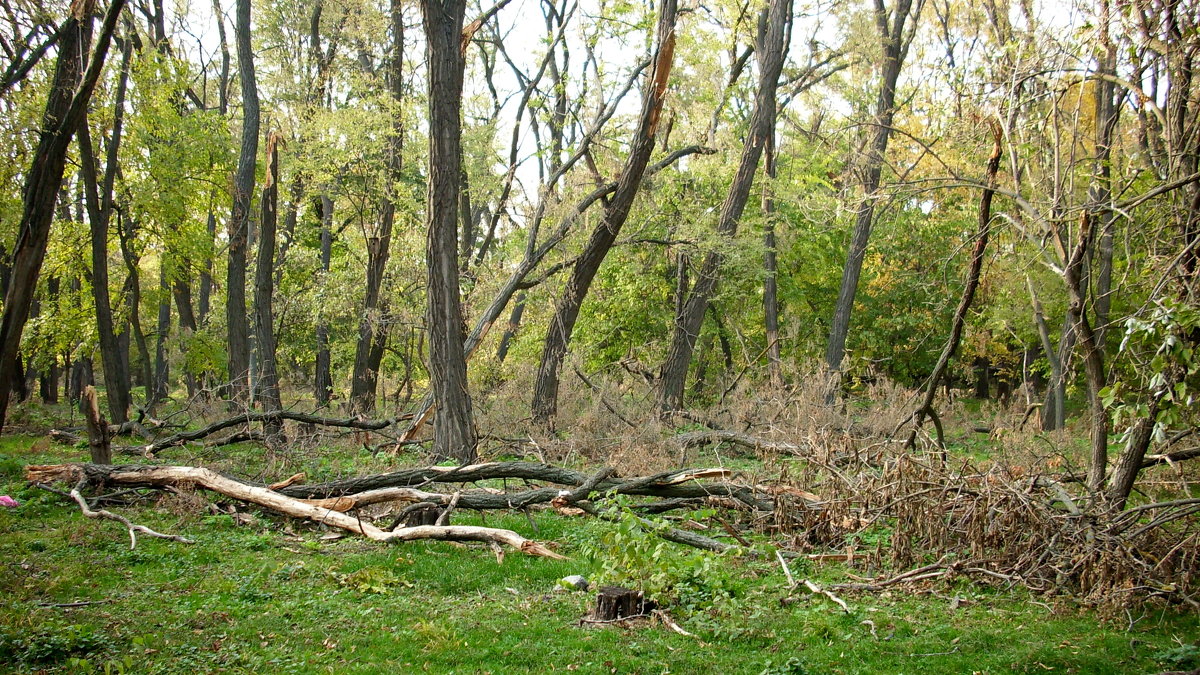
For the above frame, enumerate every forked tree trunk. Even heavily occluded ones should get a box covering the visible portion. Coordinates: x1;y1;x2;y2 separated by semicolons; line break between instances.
0;0;125;430
657;0;791;413
421;0;478;461
78;98;134;423
530;0;679;425
227;0;259;403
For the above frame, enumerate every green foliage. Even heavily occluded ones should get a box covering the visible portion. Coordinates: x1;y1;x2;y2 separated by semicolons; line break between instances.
0;622;108;667
1104;300;1200;438
1153;643;1200;670
327;565;412;595
576;495;745;613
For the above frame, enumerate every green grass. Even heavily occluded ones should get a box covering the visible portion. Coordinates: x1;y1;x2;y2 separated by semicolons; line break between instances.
1;433;1196;674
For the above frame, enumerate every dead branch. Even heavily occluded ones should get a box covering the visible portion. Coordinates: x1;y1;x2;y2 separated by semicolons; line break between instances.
34;480;193;549
671;429;799;453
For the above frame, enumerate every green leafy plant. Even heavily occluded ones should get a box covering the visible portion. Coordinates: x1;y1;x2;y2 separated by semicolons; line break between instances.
328;566;411;594
0;623;108;666
578;494;746;614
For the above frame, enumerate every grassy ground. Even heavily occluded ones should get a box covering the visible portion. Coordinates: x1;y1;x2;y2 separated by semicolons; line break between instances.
1;432;1197;675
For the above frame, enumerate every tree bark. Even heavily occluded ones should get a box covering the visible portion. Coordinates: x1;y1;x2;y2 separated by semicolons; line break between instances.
657;0;791;413
824;0;923;386
530;0;679;425
421;0;478;461
762;135;782;388
314;194;335;406
80;385;111;465
227;0;259;403
0;0;125;430
1091;0;1119;351
255;133;284;444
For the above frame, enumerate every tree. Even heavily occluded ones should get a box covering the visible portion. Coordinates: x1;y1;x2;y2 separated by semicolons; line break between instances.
77;24;133;424
255;132;284;443
421;0;478;461
530;0;680;426
227;0;259;403
0;0;125;430
824;0;925;387
657;0;792;413
348;0;403;414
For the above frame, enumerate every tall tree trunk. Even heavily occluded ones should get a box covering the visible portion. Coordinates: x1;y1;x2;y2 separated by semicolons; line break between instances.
227;0;259;403
657;0;791;413
255;133;284;444
79;85;133;424
824;0;923;386
762;135;782;388
39;278;61;403
112;205;153;399
349;0;403;414
530;0;679;425
0;0;124;429
1091;0;1119;353
198;0;229;327
421;0;478;461
314;195;335;406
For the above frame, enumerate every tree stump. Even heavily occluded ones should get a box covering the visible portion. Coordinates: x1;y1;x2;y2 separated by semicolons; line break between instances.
402;504;440;527
80;386;111;465
592;586;654;621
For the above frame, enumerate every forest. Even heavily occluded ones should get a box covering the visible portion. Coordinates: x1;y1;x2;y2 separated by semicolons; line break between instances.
0;0;1198;671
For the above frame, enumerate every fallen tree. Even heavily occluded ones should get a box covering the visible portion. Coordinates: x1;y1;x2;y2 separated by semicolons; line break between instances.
25;460;775;558
27;463;562;558
50;410;414;456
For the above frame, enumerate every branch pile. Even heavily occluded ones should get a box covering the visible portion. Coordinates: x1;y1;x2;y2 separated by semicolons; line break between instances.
772;446;1200;609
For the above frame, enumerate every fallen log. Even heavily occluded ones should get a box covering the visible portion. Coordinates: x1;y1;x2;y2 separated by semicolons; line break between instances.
26;463;563;559
273;461;774;511
136;410;414;455
671;429;800;453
